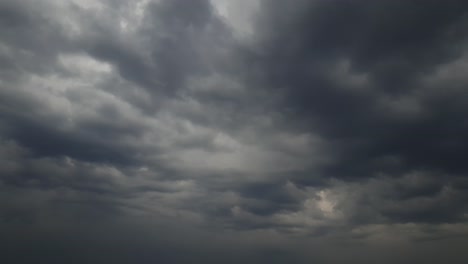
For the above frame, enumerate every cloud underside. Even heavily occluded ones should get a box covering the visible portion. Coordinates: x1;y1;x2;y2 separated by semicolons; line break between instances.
1;0;468;263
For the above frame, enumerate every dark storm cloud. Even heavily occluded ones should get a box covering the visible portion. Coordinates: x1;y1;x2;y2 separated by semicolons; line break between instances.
2;0;468;263
232;0;468;230
252;0;468;180
0;0;237;165
83;0;232;104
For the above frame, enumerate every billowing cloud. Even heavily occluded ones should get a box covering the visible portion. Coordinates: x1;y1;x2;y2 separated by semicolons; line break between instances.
1;0;468;263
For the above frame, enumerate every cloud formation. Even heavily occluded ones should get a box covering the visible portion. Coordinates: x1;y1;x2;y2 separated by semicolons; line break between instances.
1;0;468;263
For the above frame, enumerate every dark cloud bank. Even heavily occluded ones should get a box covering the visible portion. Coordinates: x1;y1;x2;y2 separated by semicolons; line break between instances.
1;0;468;263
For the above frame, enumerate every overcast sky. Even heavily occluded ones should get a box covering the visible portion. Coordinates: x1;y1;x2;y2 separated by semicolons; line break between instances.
1;0;468;263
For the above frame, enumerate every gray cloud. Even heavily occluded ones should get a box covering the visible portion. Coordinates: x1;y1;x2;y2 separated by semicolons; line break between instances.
1;0;468;263
253;0;468;179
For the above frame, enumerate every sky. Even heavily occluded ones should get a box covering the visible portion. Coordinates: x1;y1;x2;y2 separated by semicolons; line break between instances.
1;0;468;263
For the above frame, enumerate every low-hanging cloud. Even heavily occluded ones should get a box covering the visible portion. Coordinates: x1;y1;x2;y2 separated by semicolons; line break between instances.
1;0;468;263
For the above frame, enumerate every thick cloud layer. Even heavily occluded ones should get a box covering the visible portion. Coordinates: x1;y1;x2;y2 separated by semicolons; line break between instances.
1;0;468;263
